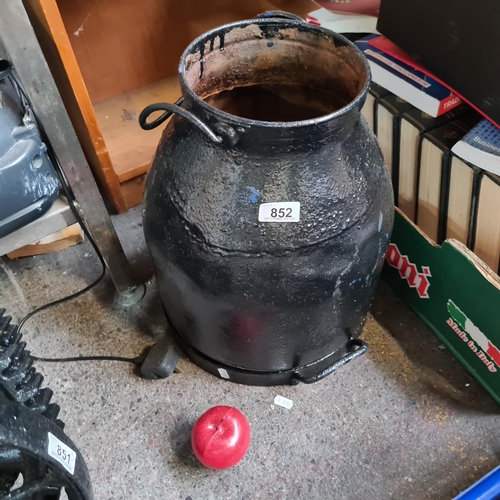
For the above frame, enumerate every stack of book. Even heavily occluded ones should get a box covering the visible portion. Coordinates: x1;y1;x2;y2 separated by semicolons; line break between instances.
306;1;500;408
354;34;500;274
306;7;378;34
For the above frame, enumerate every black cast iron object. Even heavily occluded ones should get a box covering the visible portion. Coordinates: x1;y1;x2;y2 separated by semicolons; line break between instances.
291;338;368;384
0;309;93;500
141;12;394;386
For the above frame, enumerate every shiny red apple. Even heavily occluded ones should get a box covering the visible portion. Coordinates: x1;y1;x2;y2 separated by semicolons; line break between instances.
191;406;251;469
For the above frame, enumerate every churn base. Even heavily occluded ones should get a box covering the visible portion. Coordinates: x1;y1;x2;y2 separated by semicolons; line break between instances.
167;315;368;386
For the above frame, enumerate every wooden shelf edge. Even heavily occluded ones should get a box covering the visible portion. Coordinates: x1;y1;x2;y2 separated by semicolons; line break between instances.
93;75;181;184
27;0;129;213
121;174;147;209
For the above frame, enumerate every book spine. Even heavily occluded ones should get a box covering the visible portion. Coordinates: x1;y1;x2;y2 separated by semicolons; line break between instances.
306;15;321;26
435;151;452;244
360;44;455;104
373;100;379;135
438;95;463;115
391;116;403;205
467;169;482;249
313;0;379;16
364;49;432;90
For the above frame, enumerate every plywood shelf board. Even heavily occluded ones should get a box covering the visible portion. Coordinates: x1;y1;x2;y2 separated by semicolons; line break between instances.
7;223;84;259
94;76;181;183
55;0;317;103
30;0;128;213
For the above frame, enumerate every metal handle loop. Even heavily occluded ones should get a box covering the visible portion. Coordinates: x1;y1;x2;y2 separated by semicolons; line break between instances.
292;338;368;384
0;58;13;81
139;98;223;144
254;11;306;23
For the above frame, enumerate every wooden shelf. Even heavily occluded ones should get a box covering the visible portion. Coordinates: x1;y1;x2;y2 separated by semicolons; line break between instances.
94;76;181;184
28;0;317;212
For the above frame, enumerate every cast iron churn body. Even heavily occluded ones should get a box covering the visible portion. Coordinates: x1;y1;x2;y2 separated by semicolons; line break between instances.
141;13;393;385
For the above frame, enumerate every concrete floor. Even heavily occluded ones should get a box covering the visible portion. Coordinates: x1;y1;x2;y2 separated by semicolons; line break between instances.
1;205;499;500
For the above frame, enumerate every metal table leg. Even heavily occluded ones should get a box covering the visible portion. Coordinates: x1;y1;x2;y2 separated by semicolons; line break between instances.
0;0;145;304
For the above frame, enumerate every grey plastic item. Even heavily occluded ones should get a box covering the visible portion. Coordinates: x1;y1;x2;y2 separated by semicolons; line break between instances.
0;57;59;238
140;340;181;380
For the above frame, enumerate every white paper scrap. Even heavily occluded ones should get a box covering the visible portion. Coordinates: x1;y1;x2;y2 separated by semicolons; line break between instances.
274;395;293;410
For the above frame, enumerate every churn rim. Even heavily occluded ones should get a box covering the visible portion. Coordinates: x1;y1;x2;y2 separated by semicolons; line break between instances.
178;17;372;129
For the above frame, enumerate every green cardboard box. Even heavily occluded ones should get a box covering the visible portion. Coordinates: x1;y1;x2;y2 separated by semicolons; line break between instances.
383;209;500;404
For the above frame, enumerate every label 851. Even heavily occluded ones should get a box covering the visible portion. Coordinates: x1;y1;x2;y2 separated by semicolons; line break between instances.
48;432;76;475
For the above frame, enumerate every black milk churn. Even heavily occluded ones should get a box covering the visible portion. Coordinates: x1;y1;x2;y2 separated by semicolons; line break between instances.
140;12;394;386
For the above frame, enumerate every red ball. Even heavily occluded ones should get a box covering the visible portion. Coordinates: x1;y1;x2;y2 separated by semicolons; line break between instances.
191;406;251;469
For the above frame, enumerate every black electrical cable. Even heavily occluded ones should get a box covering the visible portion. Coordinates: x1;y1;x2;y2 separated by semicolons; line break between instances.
13;75;107;336
15;160;107;335
31;355;143;365
7;71;144;367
